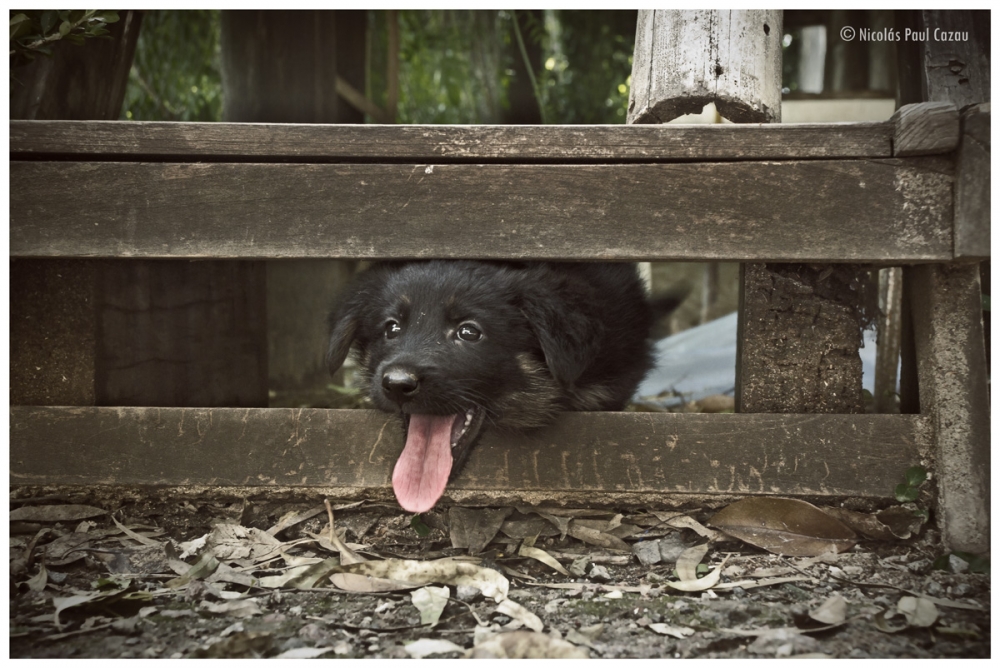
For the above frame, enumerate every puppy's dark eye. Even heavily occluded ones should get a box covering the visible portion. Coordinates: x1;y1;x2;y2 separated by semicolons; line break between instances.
457;323;482;342
385;320;402;339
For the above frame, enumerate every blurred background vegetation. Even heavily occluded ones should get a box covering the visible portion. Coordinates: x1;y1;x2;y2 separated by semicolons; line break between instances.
119;9;640;124
121;10;222;121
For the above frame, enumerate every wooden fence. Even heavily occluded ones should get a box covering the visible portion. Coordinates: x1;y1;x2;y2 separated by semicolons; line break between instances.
8;100;989;548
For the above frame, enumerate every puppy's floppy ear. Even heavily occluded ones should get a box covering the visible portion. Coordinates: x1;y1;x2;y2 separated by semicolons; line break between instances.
520;291;602;389
326;307;359;375
326;262;400;374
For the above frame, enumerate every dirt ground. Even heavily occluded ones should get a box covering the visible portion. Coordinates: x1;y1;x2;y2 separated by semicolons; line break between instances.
9;487;990;659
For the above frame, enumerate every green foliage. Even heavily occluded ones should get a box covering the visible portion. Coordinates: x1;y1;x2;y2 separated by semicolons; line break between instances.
932;551;990;574
409;514;431;537
369;10;510;124
370;10;636;125
121;10;222;121
894;465;927;503
10;9;118;54
539;10;636;124
9;10;119;66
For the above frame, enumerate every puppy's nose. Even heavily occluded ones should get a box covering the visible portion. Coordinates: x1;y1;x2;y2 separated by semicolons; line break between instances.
382;366;420;404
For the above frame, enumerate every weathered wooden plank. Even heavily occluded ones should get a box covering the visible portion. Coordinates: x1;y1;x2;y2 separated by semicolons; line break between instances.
8;120;894;162
954;104;990;259
9;159;952;262
9;407;931;502
892;102;960;156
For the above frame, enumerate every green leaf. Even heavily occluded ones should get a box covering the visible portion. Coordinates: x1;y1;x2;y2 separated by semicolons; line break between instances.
904;466;927;487
100;11;120;24
932;553;952;571
9;14;33;40
410;514;431;537
58;20;72;37
932;551;990;574
952;551;990;574
92;576;132;590
894;483;919;503
40;10;58;35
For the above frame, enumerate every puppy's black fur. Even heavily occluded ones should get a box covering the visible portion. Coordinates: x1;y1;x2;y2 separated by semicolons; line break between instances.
326;260;669;512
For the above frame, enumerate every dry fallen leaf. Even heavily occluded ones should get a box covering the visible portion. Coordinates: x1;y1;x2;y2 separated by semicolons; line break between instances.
708;498;857;557
664;557;728;592
410;585;450;627
11;504;108;523
449;507;512;554
518;543;570;576
26;563;48;592
809;594;847;625
200;599;263;619
205;524;283;563
275;647;335;659
339;557;509;601
404;638;465;658
648;623;696;639
675;543;709;582
567;523;631;552
897;596;938;627
471;631;588;659
496;598;544;632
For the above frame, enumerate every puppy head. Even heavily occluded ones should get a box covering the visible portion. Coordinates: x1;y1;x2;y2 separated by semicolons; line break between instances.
326;261;560;513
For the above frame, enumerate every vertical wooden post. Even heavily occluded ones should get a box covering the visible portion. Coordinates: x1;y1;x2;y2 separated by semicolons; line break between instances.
908;265;990;552
629;10;870;420
896;10;990;552
628;10;782;124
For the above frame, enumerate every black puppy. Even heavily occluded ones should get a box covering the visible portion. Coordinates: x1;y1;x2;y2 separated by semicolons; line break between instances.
326;260;669;513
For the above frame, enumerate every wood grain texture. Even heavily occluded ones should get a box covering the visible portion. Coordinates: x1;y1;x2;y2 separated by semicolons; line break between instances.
95;261;269;408
8;120;894;162
629;10;783;124
908;264;990;552
9;407;931;501
9;158;952;262
892;102;960;156
954;104;990;259
919;10;991;111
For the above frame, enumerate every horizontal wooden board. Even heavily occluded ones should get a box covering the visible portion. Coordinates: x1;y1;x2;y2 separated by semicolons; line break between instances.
10;407;931;503
9;159;953;262
9;120;893;163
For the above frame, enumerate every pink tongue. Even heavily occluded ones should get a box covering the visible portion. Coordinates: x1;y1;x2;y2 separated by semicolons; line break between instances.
391;414;456;513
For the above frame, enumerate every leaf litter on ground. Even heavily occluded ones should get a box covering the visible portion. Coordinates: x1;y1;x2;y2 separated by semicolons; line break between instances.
10;494;989;659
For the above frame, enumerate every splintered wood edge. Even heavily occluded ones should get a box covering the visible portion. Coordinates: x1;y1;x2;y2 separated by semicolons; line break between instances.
893;101;960;156
10;407;933;501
